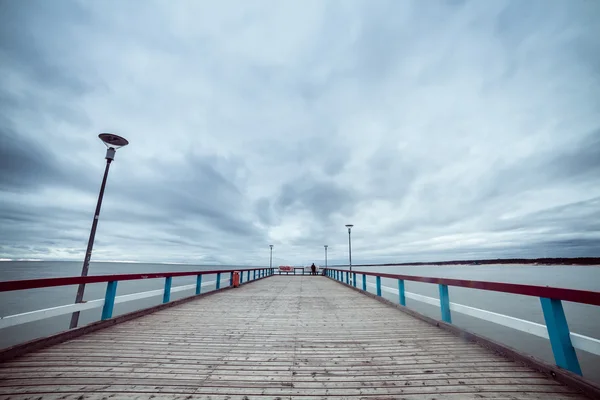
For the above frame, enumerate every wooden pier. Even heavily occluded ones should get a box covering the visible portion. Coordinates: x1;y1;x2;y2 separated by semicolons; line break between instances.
0;275;595;399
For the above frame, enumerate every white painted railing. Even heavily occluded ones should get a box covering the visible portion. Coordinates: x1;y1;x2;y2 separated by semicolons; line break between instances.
0;279;221;330
367;282;600;357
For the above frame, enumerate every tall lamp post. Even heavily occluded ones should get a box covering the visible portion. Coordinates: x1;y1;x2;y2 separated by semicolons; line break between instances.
345;224;353;274
324;245;328;268
69;133;129;329
269;245;274;271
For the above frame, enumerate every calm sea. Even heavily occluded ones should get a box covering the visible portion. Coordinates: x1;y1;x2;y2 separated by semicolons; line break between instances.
1;261;599;384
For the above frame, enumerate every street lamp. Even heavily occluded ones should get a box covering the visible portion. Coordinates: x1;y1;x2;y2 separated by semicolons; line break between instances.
269;245;274;271
345;224;353;274
69;133;129;329
324;245;328;268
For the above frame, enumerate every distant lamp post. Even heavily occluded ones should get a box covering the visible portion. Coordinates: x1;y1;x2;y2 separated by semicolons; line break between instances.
324;245;328;268
345;224;353;274
269;245;274;270
69;133;129;329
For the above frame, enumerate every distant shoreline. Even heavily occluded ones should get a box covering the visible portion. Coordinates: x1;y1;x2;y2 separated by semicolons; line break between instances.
344;257;600;267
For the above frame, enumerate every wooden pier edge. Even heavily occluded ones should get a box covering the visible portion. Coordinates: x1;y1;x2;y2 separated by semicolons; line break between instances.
328;276;600;399
0;275;271;363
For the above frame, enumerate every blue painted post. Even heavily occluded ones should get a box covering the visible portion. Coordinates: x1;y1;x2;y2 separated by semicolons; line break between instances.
247;270;250;282
398;279;406;306
196;274;202;295
240;271;243;284
376;276;381;296
101;281;118;320
345;271;349;284
439;284;452;323
216;272;221;289
163;277;172;303
253;270;256;280
362;274;366;291
540;297;582;375
353;272;357;287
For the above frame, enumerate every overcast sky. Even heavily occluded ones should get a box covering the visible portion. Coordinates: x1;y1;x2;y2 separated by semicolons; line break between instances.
1;0;599;266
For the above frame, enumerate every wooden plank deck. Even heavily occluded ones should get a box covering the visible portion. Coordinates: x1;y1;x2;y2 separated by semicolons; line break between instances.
0;276;592;399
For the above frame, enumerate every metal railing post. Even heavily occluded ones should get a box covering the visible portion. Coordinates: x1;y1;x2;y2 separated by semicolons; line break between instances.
100;281;118;320
216;272;221;289
362;274;367;291
376;276;381;296
398;279;406;306
439;284;451;323
540;297;582;375
353;272;357;287
163;277;172;303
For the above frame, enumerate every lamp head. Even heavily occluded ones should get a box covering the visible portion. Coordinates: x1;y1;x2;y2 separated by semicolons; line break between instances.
99;133;129;149
99;133;128;161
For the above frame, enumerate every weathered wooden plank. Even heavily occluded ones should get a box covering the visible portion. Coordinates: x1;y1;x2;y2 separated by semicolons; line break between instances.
0;384;580;395
0;394;586;400
0;276;591;399
0;376;562;387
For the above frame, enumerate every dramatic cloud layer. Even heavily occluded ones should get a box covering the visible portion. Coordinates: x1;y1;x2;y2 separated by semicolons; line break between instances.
1;0;599;265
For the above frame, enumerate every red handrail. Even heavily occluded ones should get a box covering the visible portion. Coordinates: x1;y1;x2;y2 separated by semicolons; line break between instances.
0;268;270;292
326;268;600;306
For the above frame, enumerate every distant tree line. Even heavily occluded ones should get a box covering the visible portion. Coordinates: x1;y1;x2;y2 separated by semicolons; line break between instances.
340;257;600;267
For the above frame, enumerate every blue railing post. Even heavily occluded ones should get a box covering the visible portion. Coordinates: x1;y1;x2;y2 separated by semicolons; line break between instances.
101;281;118;320
345;271;349;284
376;276;381;296
398;279;406;306
540;297;582;375
353;272;357;287
438;284;451;323
229;272;233;286
216;272;221;289
163;276;172;303
253;270;256;280
247;270;250;282
240;271;243;284
196;274;202;295
362;274;366;291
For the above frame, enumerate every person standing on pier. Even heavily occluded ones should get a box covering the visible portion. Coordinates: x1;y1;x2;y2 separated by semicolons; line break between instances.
310;263;317;275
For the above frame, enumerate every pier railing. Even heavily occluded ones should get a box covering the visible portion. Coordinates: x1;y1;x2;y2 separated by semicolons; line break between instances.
0;267;274;330
324;268;600;377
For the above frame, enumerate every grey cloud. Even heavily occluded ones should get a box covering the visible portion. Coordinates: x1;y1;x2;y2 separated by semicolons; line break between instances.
0;0;92;95
0;129;59;191
0;1;599;264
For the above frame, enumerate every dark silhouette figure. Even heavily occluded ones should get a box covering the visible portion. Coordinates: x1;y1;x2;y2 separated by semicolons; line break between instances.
311;263;317;275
